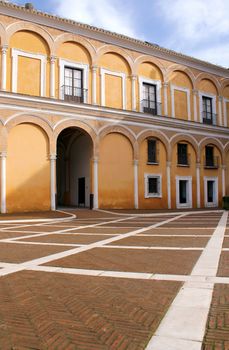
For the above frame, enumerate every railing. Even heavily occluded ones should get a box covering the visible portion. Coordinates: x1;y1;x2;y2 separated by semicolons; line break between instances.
61;85;88;103
141;101;162;116
177;153;191;167
204;156;219;169
202;111;217;125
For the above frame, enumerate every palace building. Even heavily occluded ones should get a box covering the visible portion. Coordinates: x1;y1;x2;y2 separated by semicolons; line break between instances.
0;1;228;213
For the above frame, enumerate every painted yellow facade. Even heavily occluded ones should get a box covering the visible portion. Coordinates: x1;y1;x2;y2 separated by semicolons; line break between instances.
0;2;227;212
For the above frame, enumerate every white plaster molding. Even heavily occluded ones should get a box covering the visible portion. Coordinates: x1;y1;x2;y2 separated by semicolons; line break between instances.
1;45;8;91
223;97;229;127
131;75;137;111
167;161;171;209
100;67;126;109
0;151;7;213
163;82;168;116
196;163;201;208
93;157;99;209
170;84;191;120
91;65;97;105
218;96;223;126
199;91;217;124
144;173;162;198
204;176;218;207
176;176;192;209
49;154;56;211
50;55;56;98
59;58;89;103
139;77;161;113
222;167;226;197
134;159;139;208
11;48;47;96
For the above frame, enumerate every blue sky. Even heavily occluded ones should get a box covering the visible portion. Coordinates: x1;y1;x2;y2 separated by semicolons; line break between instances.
14;0;229;68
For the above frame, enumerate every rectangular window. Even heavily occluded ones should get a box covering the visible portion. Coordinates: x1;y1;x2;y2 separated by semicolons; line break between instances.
204;177;218;207
202;96;213;124
144;174;162;198
64;67;83;102
179;180;188;204
143;83;157;115
176;176;192;208
207;180;214;203
177;143;188;165
147;139;158;163
205;146;214;167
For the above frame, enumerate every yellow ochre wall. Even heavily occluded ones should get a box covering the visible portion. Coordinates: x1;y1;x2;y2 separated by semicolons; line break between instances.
138;139;168;209
6;123;50;212
98;133;134;208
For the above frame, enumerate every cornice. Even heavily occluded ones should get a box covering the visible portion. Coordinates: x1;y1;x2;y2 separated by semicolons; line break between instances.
0;1;229;79
0;91;229;140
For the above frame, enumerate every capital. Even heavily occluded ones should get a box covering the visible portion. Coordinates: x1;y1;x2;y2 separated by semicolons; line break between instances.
49;154;57;161
1;46;8;54
50;56;57;64
192;89;199;96
0;151;7;158
218;95;223;102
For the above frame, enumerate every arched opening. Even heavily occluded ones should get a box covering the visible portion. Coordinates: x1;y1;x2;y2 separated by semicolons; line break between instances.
56;127;93;207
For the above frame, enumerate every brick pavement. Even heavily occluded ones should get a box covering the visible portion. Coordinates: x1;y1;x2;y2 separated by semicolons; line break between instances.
0;271;181;350
202;284;229;350
44;247;202;274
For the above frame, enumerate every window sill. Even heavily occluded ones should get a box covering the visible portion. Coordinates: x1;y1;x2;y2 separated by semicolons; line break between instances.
145;194;162;199
147;162;159;165
177;163;190;167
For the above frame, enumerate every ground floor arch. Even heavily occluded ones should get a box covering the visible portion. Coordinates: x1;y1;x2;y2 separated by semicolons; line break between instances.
56;127;93;208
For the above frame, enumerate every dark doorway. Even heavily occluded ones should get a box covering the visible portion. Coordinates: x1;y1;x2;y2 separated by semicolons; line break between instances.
179;180;187;204
56;127;92;207
207;181;214;203
78;177;85;207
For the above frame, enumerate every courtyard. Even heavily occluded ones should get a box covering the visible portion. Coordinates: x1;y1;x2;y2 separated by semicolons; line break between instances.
0;209;228;349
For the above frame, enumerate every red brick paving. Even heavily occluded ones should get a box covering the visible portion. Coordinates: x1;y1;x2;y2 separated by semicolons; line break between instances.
217;252;229;277
222;238;229;248
45;248;201;275
0;243;73;263
202;284;229;350
0;271;181;349
108;236;209;247
141;228;214;235
69;227;132;234
20;234;115;244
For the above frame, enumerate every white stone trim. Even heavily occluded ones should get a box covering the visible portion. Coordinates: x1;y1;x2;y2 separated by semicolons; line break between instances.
199;91;217;123
134;160;139;208
59;58;89;103
166;162;171;209
144;173;162;198
50;56;56;98
196;165;201;208
93;157;99;209
223;97;229;127
11;48;47;97
176;176;192;209
170;85;191;120
91;65;97;105
100;68;126;109
1;46;7;91
0;152;6;213
204;176;218;207
139;77;161;113
222;167;226;197
50;154;56;211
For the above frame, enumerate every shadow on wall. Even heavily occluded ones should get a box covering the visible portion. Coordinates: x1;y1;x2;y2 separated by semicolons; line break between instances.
6;163;51;213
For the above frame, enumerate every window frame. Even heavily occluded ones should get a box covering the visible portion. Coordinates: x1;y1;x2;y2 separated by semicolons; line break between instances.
139;77;161;114
144;173;162;198
204;176;218;207
177;143;189;166
176;176;192;209
147;138;158;164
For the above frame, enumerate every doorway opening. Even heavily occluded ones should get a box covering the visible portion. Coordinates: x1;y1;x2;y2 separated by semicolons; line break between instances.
56;127;93;208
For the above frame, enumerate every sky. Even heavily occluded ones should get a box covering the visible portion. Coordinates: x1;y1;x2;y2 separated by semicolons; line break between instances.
13;0;229;68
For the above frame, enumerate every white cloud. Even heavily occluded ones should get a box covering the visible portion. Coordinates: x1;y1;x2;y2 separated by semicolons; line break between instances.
155;0;229;66
54;0;137;38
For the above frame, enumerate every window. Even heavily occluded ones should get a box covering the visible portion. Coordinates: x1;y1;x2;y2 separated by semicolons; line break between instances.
142;83;157;115
202;96;213;124
205;145;218;168
63;67;84;103
204;177;218;207
144;174;162;198
147;139;158;164
176;176;192;208
177;143;189;166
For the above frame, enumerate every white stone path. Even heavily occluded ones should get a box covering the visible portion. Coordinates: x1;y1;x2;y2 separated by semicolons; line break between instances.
146;210;228;350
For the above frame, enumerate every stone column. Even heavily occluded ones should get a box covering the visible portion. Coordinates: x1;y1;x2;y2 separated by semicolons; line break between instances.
134;159;139;209
196;162;201;208
163;82;168;116
167;161;171;209
218;96;223;126
92;65;97;105
222;165;226;197
0;151;7;213
50;56;56;99
1;46;8;91
131;75;137;111
93;157;99;209
193;89;198;122
50;154;56;211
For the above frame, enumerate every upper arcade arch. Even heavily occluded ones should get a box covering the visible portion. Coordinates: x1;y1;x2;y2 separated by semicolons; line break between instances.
6;21;54;54
95;45;134;74
196;73;221;95
134;55;166;80
169;133;199;161
199;137;224;163
166;65;195;89
54;33;96;64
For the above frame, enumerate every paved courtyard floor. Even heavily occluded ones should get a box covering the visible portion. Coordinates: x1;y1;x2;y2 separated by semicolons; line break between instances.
0;208;228;349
